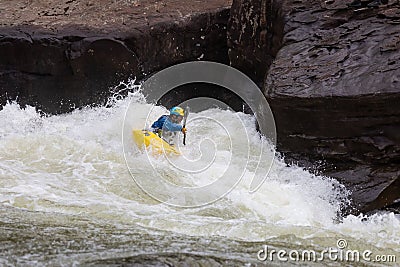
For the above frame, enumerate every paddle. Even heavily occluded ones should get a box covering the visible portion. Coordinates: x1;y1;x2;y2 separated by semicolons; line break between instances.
182;107;190;145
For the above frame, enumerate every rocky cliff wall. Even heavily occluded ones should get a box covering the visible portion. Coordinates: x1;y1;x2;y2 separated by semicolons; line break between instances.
228;0;400;213
0;0;231;113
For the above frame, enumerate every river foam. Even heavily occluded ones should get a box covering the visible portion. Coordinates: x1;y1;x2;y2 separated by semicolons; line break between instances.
0;82;398;265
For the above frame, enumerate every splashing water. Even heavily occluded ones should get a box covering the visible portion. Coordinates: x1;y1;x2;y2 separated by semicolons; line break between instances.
0;81;398;265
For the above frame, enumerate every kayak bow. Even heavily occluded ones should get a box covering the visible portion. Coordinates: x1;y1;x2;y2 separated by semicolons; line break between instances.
132;129;180;155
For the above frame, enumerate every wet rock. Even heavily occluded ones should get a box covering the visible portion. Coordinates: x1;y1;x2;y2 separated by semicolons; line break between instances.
361;175;400;213
0;0;231;113
227;0;284;86
228;0;400;213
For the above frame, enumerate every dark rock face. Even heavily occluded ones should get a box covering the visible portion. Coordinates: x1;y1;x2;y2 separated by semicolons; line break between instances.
0;32;141;113
0;0;231;113
228;0;400;213
227;0;284;86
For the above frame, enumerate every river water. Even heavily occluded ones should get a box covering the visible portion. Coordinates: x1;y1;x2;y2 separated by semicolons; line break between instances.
0;84;398;266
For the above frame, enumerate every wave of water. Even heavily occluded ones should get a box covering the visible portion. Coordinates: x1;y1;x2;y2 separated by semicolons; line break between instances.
0;82;398;265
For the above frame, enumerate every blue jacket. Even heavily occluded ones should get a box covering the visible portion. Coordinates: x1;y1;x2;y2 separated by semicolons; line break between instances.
151;115;183;132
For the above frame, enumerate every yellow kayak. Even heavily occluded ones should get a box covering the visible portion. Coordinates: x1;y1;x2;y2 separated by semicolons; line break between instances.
132;129;181;155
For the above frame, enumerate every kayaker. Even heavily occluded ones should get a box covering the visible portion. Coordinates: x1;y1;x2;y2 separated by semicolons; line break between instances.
151;106;187;144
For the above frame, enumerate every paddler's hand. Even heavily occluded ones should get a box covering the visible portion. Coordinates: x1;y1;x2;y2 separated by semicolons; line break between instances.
181;127;187;134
